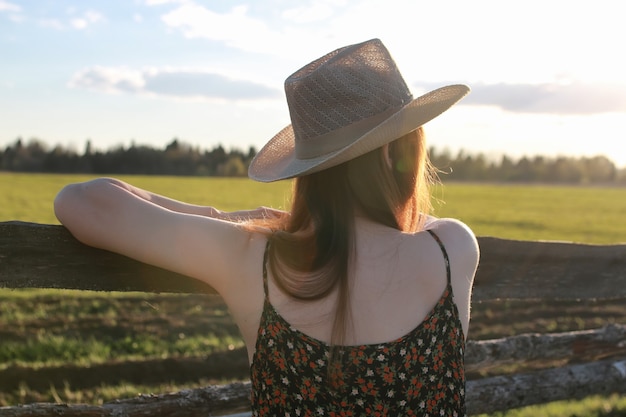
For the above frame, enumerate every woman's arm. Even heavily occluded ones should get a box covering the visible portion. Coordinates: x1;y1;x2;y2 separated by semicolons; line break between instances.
83;177;286;222
53;177;266;294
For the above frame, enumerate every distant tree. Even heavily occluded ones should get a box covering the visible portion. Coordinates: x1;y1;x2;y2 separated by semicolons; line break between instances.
43;144;79;173
84;140;93;156
1;139;20;170
551;157;584;183
583;155;616;183
9;138;49;171
498;155;515;181
218;155;246;177
247;146;257;160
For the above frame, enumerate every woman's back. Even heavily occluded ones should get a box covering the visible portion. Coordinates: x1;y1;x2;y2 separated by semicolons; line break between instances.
251;218;476;416
261;217;475;345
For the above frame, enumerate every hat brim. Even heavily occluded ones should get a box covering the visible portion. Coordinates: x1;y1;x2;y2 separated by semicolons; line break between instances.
248;84;470;182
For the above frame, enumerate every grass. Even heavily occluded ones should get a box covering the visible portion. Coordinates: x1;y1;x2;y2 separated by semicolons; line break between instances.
0;332;242;368
432;183;626;244
1;378;238;407
0;289;249;407
476;394;626;417
2;172;625;243
0;290;242;370
2;173;625;414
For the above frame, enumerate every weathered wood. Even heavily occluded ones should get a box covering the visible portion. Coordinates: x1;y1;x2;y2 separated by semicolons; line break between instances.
0;382;252;417
1;359;625;416
465;323;626;371
3;221;626;300
466;358;626;415
474;236;626;300
0;222;213;294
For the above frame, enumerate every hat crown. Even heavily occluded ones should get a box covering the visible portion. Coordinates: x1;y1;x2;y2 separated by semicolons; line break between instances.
285;39;413;148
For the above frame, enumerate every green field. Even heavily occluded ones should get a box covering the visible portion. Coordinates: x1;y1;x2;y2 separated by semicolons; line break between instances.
1;173;625;415
3;172;626;243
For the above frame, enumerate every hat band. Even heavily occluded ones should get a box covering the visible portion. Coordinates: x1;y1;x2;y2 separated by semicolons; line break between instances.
295;105;404;160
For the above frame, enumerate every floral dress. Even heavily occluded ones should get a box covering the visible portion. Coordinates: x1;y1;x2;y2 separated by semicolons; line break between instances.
250;231;466;417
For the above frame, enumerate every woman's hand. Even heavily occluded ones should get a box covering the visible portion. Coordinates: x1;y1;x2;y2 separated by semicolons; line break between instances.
217;206;288;222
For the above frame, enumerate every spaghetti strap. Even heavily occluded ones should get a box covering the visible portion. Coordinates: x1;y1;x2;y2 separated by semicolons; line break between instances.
426;229;452;286
262;240;270;299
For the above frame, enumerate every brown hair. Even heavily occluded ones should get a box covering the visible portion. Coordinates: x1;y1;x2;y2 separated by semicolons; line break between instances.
256;127;435;352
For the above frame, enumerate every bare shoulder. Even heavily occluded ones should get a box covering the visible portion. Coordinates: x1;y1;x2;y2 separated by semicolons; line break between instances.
426;218;480;266
424;218;479;339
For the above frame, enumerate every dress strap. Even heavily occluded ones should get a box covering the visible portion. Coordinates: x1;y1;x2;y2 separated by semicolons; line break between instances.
426;230;451;286
262;240;271;299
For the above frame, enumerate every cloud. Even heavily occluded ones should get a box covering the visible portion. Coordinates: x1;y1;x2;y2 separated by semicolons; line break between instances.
281;2;335;23
0;0;20;12
151;1;355;58
145;0;188;5
68;66;281;101
69;67;145;94
70;10;104;30
159;3;281;54
415;81;626;115
145;71;279;99
0;0;22;21
35;9;105;30
0;3;104;29
39;18;65;30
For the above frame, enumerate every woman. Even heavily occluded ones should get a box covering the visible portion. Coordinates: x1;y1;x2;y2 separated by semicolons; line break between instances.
55;39;479;416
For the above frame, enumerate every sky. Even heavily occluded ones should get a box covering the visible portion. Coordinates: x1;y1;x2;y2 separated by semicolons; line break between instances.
1;0;625;167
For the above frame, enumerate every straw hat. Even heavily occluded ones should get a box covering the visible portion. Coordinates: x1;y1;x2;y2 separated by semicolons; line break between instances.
248;38;470;182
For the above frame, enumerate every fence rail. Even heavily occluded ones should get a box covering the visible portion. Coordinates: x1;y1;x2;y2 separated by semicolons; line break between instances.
1;221;625;415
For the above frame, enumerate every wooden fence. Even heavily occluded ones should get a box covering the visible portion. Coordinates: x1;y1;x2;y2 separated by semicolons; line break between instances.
1;221;625;416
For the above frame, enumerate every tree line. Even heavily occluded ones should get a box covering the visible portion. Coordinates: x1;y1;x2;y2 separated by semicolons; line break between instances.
1;138;253;177
1;137;624;185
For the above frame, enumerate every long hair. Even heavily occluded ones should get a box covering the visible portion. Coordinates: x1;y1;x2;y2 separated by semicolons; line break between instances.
255;126;434;360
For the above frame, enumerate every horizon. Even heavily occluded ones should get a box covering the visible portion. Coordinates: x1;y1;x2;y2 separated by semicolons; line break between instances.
3;135;622;171
1;1;625;168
